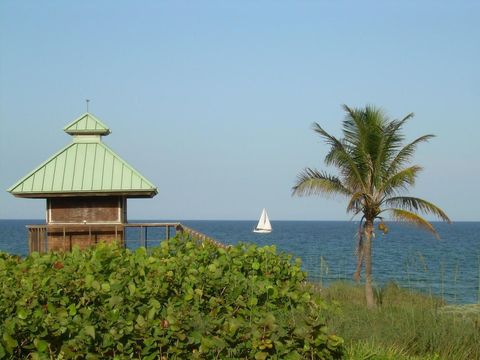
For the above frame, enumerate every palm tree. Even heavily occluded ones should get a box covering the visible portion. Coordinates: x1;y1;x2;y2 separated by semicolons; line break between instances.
292;105;451;308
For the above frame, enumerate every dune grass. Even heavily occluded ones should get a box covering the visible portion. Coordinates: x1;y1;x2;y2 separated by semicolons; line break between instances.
316;281;480;360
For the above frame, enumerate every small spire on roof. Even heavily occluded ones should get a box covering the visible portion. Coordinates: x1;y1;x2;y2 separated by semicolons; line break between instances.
86;99;90;113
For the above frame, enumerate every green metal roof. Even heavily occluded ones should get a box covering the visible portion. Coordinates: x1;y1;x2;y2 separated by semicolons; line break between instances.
63;113;111;135
8;113;157;198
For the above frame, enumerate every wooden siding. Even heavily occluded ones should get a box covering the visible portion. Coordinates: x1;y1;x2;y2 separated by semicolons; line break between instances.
48;197;122;223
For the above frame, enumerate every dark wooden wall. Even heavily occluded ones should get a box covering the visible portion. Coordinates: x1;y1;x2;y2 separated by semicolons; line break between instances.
44;196;126;251
48;196;124;223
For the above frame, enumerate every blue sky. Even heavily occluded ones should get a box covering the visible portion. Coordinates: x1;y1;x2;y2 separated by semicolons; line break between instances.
1;1;479;221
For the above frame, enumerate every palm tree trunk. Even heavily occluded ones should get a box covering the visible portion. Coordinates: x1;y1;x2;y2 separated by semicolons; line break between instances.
364;219;376;308
353;246;363;282
354;223;364;282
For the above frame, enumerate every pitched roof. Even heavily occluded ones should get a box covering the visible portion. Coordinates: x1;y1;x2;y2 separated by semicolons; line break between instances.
8;113;157;198
63;113;111;135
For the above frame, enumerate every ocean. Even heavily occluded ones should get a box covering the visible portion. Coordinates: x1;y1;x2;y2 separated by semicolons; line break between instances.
1;219;479;305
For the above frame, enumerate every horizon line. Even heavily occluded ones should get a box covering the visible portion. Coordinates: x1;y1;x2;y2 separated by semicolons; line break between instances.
0;218;478;223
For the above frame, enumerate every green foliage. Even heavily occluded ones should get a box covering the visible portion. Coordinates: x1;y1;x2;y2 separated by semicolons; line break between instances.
0;236;343;359
345;341;442;360
292;104;450;232
293;105;451;307
320;281;480;360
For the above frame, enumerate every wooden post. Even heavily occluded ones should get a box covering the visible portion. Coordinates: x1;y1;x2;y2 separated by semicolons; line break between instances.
42;227;46;253
28;229;32;254
31;228;34;253
166;225;171;240
145;227;148;249
34;228;37;253
44;227;47;253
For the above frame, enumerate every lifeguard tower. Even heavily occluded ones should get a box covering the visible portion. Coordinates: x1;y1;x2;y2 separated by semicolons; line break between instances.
8;113;158;252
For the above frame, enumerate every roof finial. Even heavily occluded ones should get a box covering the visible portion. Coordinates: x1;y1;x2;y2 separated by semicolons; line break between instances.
86;99;90;113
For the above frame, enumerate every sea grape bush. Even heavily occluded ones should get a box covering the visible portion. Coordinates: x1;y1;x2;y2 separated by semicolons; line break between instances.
0;235;343;359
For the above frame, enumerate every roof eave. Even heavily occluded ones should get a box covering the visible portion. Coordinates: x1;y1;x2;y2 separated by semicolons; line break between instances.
9;189;158;199
66;130;111;136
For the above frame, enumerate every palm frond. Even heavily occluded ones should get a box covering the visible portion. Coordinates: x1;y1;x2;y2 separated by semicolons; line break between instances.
385;197;451;223
311;122;342;149
386;112;414;139
388;209;440;239
373;113;414;186
312;122;367;191
292;168;351;197
342;105;380;176
387;134;435;174
381;165;423;195
346;192;365;214
340;105;416;196
324;143;367;190
341;105;368;147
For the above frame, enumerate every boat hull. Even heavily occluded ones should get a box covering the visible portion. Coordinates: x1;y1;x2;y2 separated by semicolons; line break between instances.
253;229;272;234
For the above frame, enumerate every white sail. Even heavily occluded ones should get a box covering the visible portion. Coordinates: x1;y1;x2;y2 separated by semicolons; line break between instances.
253;208;272;233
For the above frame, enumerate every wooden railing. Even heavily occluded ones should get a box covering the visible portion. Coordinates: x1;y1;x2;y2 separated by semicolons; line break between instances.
26;223;226;253
176;224;230;249
124;223;180;248
30;224;125;252
27;225;48;253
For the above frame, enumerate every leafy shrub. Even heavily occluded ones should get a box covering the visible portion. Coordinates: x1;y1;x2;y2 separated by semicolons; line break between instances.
0;235;343;359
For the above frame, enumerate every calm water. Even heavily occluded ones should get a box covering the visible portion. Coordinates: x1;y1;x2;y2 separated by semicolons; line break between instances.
1;220;479;304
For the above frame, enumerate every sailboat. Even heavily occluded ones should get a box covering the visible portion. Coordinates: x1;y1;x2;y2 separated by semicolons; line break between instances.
253;208;272;233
